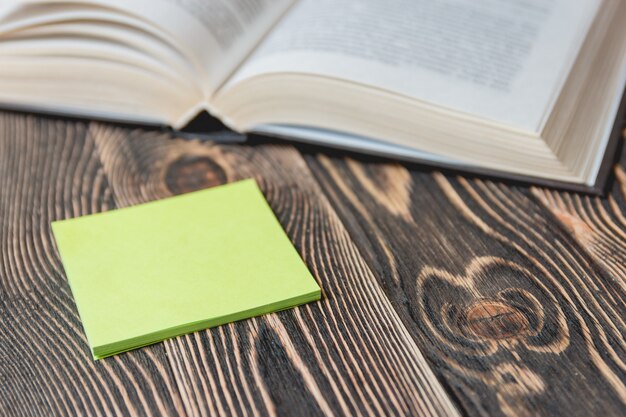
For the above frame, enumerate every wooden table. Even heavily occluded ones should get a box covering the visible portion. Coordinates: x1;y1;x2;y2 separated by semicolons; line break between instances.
1;111;624;417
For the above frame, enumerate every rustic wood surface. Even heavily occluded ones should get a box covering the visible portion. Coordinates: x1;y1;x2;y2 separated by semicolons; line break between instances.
0;111;624;417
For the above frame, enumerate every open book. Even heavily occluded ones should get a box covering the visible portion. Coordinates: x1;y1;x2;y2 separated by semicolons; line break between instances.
1;0;625;191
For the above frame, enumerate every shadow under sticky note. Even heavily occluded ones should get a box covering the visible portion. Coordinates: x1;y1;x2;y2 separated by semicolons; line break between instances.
51;179;321;359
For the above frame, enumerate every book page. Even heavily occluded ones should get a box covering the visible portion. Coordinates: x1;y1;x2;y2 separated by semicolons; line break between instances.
224;0;601;132
164;0;294;95
4;0;294;96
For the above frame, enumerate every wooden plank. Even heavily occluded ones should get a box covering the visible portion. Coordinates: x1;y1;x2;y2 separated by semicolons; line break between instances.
304;151;626;417
88;123;460;417
531;134;626;282
0;113;187;416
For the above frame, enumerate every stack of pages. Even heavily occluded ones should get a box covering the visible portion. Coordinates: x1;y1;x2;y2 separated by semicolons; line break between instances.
1;0;626;191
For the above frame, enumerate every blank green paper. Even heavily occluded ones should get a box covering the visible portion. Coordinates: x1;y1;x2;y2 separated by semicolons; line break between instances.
51;179;321;359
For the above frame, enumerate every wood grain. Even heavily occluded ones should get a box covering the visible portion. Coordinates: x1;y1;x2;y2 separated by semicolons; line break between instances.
87;123;460;417
2;109;624;417
304;150;626;417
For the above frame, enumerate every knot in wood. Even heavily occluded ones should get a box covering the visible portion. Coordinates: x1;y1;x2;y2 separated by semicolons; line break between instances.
464;300;529;340
165;155;226;194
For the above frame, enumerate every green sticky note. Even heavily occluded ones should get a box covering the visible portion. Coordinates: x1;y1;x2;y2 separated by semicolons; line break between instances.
51;179;321;359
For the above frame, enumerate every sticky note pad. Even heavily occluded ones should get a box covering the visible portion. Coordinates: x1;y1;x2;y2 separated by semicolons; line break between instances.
51;179;321;359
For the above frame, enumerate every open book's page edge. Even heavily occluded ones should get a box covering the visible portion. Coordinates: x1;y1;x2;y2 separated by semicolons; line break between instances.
587;53;626;185
0;102;167;127
250;122;623;195
590;84;626;195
